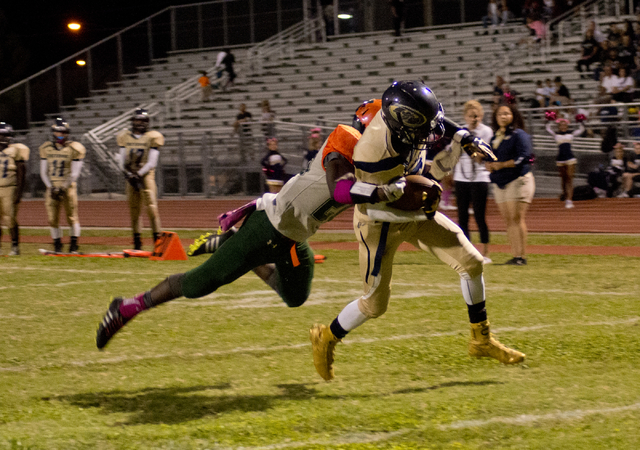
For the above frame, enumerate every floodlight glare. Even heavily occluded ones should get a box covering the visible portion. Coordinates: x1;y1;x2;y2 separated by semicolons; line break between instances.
68;23;81;31
337;14;353;19
76;60;86;66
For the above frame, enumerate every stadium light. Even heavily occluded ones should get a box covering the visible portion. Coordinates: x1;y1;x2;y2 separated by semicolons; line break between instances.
68;22;81;31
337;13;353;19
76;60;86;66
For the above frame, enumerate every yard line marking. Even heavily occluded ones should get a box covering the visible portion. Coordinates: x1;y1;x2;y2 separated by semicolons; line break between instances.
0;317;637;373
0;278;143;290
439;402;640;430
208;431;407;449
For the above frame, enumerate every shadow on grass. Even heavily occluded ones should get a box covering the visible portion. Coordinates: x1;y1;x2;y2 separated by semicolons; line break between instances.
47;380;502;425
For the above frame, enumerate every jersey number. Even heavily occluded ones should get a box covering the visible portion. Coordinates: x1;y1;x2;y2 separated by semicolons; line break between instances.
1;159;8;178
52;160;65;177
130;148;144;165
310;198;346;222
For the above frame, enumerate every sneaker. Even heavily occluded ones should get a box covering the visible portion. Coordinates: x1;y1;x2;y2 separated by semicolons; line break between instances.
187;227;236;256
565;200;574;209
469;320;525;364
309;323;341;381
440;203;457;211
69;242;79;254
504;257;527;265
96;297;129;349
8;245;19;256
617;192;629;198
54;239;63;253
483;256;493;264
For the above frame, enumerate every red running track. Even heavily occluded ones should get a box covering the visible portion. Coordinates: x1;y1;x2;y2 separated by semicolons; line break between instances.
12;197;640;234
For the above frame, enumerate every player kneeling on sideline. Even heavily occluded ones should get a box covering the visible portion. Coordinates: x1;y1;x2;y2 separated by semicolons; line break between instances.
97;99;386;349
117;108;164;250
309;81;525;382
0;123;30;256
39;118;85;253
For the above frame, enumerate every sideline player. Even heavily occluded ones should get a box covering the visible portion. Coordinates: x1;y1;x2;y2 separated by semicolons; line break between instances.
96;100;396;349
117;108;164;250
309;81;525;381
0;123;30;255
39;118;86;253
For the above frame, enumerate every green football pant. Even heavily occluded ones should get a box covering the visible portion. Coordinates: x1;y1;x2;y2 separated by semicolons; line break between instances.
181;210;314;307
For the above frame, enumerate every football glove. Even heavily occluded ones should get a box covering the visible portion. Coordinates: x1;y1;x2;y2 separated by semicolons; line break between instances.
379;177;406;202
421;179;443;217
50;187;66;201
460;135;497;162
125;172;143;191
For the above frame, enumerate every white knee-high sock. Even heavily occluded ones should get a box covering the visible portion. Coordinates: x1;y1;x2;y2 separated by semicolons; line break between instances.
460;273;485;306
337;299;369;331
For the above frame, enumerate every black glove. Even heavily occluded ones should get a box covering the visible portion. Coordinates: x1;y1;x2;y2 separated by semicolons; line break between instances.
125;172;143;191
460;134;497;162
50;187;66;201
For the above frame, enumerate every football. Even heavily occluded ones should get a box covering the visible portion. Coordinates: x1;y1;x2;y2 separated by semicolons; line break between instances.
388;175;442;211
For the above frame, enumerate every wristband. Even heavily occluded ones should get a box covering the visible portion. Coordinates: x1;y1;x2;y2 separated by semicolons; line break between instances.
333;178;355;204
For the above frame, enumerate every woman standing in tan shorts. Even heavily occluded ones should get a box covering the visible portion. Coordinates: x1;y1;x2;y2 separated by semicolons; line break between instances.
485;103;535;266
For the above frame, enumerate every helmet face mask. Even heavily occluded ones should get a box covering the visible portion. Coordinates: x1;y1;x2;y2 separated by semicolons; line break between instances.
132;108;150;134
381;81;445;159
0;122;14;147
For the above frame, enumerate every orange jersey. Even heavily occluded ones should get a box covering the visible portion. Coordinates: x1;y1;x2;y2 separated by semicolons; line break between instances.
321;124;361;170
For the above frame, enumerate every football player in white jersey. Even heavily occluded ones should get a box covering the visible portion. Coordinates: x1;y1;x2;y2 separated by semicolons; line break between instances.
309;81;525;381
96;100;394;349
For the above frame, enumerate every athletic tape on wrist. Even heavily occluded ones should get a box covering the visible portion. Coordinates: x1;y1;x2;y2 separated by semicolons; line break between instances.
334;178;355;204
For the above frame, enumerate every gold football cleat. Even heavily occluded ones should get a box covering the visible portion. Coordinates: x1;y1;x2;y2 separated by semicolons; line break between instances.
309;323;341;381
469;320;525;364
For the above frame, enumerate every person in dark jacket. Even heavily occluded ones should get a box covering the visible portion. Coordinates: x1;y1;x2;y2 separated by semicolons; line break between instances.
486;103;535;266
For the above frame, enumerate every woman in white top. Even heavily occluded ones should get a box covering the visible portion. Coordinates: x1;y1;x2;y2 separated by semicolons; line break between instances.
453;100;494;263
612;67;635;103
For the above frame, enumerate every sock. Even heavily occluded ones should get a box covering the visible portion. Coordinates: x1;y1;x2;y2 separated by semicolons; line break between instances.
332;299;369;339
467;301;487;324
460;273;485;306
119;292;149;319
330;318;348;339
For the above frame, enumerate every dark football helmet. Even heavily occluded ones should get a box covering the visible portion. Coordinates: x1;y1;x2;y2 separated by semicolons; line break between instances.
0;122;14;147
381;81;445;156
352;99;382;133
131;108;150;134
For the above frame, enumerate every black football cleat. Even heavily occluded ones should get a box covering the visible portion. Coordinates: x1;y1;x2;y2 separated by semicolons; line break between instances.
96;297;129;349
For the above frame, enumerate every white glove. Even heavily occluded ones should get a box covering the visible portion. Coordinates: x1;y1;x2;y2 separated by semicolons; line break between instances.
380;177;406;202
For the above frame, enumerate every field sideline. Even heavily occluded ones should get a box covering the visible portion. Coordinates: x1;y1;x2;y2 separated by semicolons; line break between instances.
1;230;640;449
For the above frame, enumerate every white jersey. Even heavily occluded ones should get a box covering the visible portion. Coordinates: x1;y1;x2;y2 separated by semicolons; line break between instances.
259;125;361;242
453;123;493;183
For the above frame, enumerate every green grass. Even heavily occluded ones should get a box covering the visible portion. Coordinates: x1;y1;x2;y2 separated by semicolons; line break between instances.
1;231;640;449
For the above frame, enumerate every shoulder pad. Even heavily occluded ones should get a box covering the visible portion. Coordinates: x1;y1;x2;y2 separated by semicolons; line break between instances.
146;130;165;147
116;129;131;146
39;141;54;157
12;143;30;161
68;141;87;159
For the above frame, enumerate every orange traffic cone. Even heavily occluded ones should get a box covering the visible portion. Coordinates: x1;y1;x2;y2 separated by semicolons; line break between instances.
150;231;188;261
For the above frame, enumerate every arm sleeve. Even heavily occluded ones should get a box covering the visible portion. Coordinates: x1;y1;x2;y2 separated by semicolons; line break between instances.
65;160;84;187
545;122;556;137
40;159;52;189
573;123;585;137
137;148;159;176
118;147;127;172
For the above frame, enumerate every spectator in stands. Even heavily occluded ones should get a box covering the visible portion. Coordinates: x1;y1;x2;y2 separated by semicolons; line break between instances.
620;141;640;197
542;0;554;23
198;71;212;102
234;103;253;136
587;20;606;44
612;67;635;102
576;30;600;76
599;65;619;102
303;127;322;168
544;78;556;102
607;23;622;47
550;76;572;106
617;34;636;71
534;80;550;106
260;100;277;138
545;116;585;209
486;103;535;266
483;0;500;34
501;83;519;106
389;0;405;37
453;100;493;263
324;4;335;36
261;137;288;193
588;143;627;197
214;48;236;91
500;0;512;25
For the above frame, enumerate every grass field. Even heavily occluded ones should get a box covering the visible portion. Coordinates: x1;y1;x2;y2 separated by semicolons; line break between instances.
1;230;640;449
